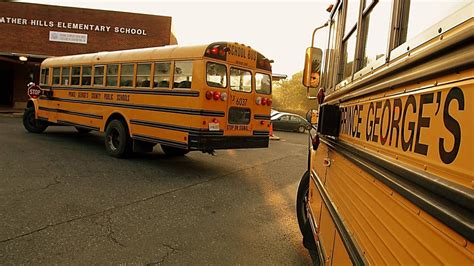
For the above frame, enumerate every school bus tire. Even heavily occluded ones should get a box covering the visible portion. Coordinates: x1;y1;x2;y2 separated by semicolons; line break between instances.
104;119;133;158
161;145;189;156
75;127;92;134
22;107;48;133
296;170;317;251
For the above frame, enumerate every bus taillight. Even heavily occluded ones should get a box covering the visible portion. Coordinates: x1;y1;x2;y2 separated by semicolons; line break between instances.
213;91;221;101
206;90;213;100
256;97;271;106
206;90;225;101
205;43;229;60
211;47;219;55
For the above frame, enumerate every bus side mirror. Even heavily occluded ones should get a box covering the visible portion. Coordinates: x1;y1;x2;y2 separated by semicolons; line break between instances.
302;47;323;88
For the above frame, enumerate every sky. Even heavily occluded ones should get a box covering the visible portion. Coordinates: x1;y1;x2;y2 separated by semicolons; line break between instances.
17;0;333;77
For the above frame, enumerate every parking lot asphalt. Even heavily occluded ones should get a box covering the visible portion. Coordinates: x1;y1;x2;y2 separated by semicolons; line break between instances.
0;116;312;264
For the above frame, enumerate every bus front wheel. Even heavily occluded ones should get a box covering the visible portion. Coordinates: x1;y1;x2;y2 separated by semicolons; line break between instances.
296;170;317;251
104;119;132;158
23;107;48;133
161;145;189;156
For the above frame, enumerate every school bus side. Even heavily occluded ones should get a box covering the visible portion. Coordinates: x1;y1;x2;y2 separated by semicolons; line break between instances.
24;44;273;157
297;1;473;265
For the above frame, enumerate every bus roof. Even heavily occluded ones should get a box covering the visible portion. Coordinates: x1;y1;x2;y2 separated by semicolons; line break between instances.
41;42;270;67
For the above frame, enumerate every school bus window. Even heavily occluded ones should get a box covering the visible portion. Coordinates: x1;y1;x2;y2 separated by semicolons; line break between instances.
52;67;60;85
344;0;360;35
106;64;119;87
401;0;470;46
40;68;49;85
206;62;227;88
173;61;193;89
230;67;252;93
341;33;356;82
70;66;81;85
153;62;171;88
120;64;134;87
360;0;391;69
93;65;105;86
61;66;70;85
255;73;271;94
339;1;359;82
325;10;339;90
136;63;151;88
81;66;92;86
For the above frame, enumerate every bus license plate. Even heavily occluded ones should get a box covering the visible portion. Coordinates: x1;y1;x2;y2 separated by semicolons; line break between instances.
209;122;220;131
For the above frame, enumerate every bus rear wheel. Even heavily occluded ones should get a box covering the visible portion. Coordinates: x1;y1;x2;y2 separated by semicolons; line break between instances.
161;145;189;156
296;170;317;251
104;119;132;158
23;107;48;133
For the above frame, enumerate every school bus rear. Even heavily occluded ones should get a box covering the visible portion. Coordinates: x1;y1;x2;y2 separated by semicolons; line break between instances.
24;42;273;156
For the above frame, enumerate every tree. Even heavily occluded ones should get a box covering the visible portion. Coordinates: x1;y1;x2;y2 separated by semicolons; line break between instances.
272;71;318;116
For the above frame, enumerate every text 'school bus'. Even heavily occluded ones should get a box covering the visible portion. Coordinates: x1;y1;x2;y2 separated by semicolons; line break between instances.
296;0;473;265
23;42;273;157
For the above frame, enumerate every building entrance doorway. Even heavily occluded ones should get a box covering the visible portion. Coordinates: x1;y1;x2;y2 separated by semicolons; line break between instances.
0;69;14;106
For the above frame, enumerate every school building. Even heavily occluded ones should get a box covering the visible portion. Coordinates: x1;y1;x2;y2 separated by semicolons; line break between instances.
0;2;176;109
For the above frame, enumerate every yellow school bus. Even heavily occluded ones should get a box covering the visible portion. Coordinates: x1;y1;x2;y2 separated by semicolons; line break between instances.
23;42;273;157
297;0;473;264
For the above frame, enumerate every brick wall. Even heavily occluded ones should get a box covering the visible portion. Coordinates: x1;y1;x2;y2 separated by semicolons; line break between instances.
0;2;174;56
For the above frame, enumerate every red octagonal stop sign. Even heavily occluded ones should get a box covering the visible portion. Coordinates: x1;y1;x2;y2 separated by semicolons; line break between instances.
27;82;43;99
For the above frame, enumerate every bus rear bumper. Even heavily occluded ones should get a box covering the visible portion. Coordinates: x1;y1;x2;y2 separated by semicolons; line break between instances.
188;135;269;150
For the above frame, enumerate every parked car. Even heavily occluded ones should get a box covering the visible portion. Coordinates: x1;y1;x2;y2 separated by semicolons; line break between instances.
271;112;309;133
270;108;281;118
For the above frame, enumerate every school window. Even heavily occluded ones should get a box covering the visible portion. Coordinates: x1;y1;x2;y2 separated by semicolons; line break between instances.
40;68;49;85
360;0;391;69
173;61;193;88
230;68;252;93
255;73;271;94
61;66;70;85
153;62;171;88
136;63;151;88
120;64;134;87
93;65;105;86
206;62;227;88
106;64;119;86
71;66;81;85
81;66;92;86
52;67;60;85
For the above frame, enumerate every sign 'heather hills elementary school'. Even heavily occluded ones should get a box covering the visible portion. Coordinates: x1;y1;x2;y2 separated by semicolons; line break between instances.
0;2;176;57
1;16;150;36
0;1;176;109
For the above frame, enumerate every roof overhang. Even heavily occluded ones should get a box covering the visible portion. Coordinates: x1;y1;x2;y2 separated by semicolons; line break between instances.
272;73;288;81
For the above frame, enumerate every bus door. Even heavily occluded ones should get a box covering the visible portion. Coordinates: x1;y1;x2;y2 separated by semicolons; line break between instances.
225;44;258;136
225;66;253;135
